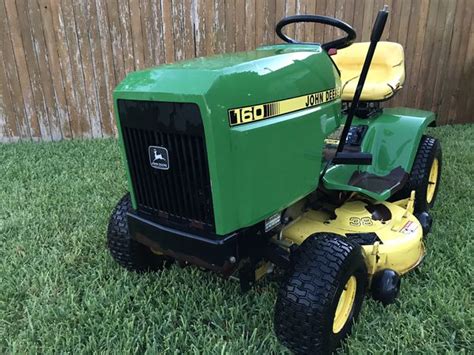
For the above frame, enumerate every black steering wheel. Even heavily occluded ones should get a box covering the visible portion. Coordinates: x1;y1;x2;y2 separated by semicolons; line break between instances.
276;15;356;51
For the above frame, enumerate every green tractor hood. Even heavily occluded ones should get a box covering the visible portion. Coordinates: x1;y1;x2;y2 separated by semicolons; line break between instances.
114;44;342;235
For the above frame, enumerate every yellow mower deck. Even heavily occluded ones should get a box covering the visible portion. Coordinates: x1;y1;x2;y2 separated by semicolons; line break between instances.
280;194;424;277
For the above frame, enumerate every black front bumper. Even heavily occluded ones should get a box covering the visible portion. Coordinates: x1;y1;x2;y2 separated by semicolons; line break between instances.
127;212;240;274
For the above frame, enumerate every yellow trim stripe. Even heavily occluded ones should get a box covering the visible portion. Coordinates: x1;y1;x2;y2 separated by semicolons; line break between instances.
228;87;341;126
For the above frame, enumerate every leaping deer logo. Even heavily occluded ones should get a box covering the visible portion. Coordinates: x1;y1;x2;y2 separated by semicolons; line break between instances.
152;149;166;163
149;146;169;170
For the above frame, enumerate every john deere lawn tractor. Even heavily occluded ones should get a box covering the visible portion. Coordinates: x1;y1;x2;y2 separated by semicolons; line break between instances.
107;6;442;353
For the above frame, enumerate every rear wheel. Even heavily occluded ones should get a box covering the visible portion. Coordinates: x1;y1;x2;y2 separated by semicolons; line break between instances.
274;233;367;354
107;194;171;272
394;135;442;213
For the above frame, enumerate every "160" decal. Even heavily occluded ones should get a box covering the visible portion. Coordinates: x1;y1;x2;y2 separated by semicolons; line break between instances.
228;87;341;126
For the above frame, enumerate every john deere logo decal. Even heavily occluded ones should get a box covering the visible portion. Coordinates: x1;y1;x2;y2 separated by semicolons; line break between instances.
228;87;341;126
149;146;169;170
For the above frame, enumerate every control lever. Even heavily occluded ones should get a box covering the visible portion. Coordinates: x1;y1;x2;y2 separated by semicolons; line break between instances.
333;5;389;165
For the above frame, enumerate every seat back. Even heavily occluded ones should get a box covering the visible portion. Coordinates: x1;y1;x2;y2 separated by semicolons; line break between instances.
332;42;405;101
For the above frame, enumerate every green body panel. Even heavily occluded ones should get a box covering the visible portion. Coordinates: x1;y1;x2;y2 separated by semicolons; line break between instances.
323;107;435;200
113;44;342;235
113;99;138;209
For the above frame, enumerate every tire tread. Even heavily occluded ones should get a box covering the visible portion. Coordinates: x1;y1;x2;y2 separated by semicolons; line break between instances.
274;233;367;354
107;194;168;272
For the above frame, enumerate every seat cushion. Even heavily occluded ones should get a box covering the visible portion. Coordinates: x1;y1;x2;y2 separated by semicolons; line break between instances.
332;42;405;101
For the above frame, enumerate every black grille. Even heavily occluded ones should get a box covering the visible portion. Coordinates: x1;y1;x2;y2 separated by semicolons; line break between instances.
118;100;214;231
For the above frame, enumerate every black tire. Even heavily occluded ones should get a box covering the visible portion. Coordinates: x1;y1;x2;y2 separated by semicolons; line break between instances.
395;135;442;213
107;194;171;272
274;233;367;354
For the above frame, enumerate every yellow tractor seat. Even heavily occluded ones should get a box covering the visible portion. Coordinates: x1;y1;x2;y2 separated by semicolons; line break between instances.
332;42;405;101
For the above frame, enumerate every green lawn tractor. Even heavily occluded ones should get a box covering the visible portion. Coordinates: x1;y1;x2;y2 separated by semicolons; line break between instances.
107;6;442;353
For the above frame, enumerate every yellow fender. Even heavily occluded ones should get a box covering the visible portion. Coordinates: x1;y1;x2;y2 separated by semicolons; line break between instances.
281;194;424;277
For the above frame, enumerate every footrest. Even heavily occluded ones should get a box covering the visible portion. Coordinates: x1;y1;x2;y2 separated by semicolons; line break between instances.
323;164;408;200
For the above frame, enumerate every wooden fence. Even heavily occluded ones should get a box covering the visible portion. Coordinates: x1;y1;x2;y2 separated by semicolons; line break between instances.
0;0;473;142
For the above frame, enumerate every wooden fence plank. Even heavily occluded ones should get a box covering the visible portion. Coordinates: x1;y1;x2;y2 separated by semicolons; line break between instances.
282;0;296;41
1;0;22;141
244;0;256;50
360;0;374;42
182;0;195;59
72;1;102;138
49;0;82;138
155;0;167;63
129;0;145;69
421;0;447;111
430;0;457;120
438;0;465;123
39;0;73;139
194;0;204;56
265;0;276;44
275;0;286;43
446;0;473;124
149;0;166;64
385;0;402;42
379;0;392;40
1;0;473;142
161;0;176;62
0;23;12;142
15;0;53;140
235;0;246;51
88;0;114;136
342;0;355;26
0;2;6;142
118;0;135;72
351;0;365;41
105;0;126;82
255;0;266;46
225;0;236;52
414;0;440;109
60;0;92;137
455;14;474;124
203;0;215;55
334;0;344;39
6;0;43;140
405;0;430;109
215;0;226;52
0;69;10;142
304;0;316;43
396;0;418;107
294;0;304;42
28;0;62;141
199;0;209;55
313;0;327;42
96;0;118;135
172;0;184;60
139;0;154;67
0;57;14;142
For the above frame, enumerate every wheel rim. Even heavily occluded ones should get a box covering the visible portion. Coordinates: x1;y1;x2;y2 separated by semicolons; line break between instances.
333;276;357;333
426;158;439;204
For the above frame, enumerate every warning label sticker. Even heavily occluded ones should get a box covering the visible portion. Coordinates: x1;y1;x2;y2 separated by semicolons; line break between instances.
399;221;419;234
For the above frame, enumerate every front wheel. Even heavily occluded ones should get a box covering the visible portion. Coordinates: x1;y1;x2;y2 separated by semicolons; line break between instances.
274;233;367;354
107;194;171;272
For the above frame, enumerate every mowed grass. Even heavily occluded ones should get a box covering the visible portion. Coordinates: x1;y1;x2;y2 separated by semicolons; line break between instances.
1;124;473;354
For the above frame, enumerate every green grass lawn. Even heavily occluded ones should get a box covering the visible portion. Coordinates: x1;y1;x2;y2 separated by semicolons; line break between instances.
1;124;473;354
